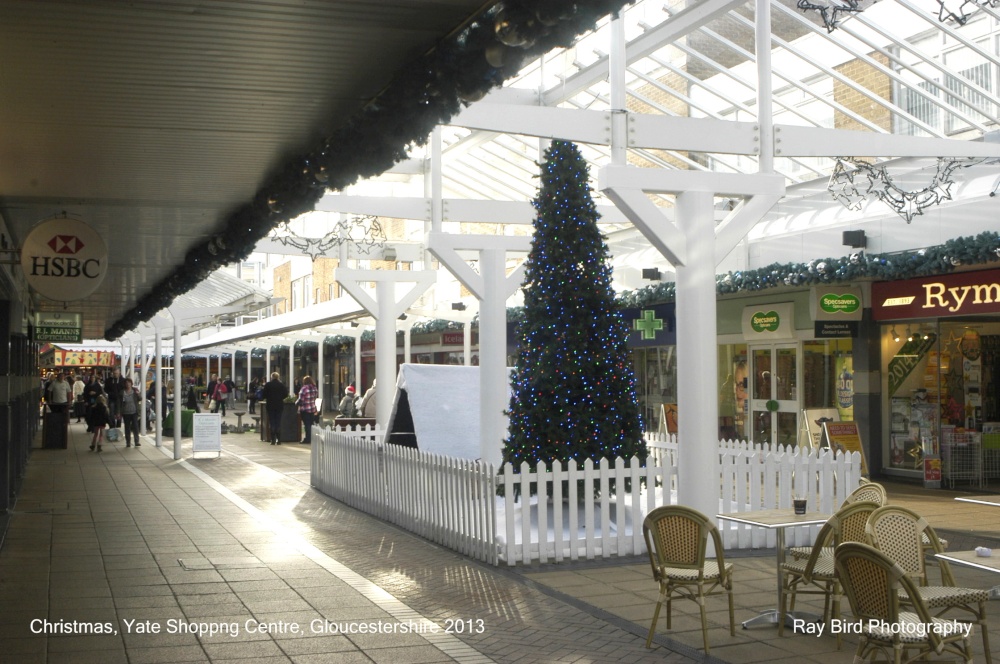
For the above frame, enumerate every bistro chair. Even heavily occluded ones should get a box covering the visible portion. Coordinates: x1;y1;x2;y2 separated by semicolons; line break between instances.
642;505;734;653
835;542;973;664
779;500;881;647
788;482;888;561
866;505;990;664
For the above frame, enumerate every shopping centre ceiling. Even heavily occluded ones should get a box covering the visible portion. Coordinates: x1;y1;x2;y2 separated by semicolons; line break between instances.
0;0;486;339
4;0;1000;341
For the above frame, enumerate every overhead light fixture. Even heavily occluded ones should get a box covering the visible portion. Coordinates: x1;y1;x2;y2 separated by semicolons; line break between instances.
384;247;397;261
398;313;407;321
641;267;662;281
906;325;913;342
349;321;359;328
451;302;467;311
891;326;900;343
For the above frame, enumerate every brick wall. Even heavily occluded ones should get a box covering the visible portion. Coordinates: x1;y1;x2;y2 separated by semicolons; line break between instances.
834;52;892;132
273;262;291;315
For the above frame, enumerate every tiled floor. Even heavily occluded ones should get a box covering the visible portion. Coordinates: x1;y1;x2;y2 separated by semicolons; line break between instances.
2;414;999;663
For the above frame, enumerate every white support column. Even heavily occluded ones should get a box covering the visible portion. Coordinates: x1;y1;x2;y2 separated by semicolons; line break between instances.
403;325;412;365
427;234;528;466
289;343;296;391
217;354;223;383
674;191;721;521
463;321;471;366
317;338;325;413
231;352;237;394
205;356;211;383
154;324;163;447
140;330;153;434
336;269;436;428
479;248;509;467
120;340;128;375
755;0;774;173
246;348;252;399
375;281;396;426
353;330;362;390
265;346;271;380
609;10;627;166
174;318;184;460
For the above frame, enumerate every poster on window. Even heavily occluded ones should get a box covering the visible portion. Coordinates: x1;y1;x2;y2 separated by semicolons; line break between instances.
835;353;854;421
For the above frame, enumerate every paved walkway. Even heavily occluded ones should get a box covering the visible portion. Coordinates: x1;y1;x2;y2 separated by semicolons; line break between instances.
0;417;695;664
2;412;1000;663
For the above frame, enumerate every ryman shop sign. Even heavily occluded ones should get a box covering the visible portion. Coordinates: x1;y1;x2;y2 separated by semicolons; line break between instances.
873;269;1000;320
20;216;109;302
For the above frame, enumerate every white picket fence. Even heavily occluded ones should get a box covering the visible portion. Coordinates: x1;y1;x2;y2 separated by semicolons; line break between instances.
310;426;860;566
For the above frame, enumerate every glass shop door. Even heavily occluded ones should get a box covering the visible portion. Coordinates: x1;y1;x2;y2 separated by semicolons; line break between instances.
749;344;799;447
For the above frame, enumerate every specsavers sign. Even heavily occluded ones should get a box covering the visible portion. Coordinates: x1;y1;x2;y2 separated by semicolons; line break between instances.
811;286;863;321
742;302;795;340
873;269;1000;320
20;217;108;301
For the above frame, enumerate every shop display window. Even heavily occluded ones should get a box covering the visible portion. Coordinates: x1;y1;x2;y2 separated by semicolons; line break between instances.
631;346;677;434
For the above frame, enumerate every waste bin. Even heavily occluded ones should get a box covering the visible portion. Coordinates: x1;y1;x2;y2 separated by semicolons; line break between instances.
43;410;68;449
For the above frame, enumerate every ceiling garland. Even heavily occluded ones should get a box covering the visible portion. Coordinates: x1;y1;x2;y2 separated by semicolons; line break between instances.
104;0;634;340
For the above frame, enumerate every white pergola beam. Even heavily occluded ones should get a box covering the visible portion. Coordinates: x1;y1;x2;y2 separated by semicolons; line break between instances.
543;0;750;106
600;165;786;197
627;115;760;154
449;105;609;145
318;194;630;225
601;187;686;267
714;194;784;264
774;125;1000;158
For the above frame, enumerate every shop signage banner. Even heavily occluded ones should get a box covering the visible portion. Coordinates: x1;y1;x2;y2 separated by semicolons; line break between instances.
810;286;863;321
622;302;676;347
873;268;1000;320
34;312;83;343
814;321;858;338
20;217;109;302
741;302;795;340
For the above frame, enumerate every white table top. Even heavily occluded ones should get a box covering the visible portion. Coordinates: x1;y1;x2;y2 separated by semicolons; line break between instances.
716;509;830;529
955;495;1000;507
936;550;1000;574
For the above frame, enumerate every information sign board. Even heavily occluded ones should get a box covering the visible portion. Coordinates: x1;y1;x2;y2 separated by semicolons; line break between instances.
192;413;221;456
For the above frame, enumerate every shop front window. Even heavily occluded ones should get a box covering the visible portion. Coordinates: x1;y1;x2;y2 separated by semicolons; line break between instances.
884;322;941;471
631;346;677;434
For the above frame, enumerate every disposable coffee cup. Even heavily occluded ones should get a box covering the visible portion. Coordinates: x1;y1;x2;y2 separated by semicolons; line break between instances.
793;498;807;515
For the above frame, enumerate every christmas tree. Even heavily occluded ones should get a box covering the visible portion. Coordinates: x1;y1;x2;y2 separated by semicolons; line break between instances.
502;140;645;471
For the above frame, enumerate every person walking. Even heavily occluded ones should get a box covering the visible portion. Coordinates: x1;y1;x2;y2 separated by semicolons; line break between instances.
89;395;111;452
223;375;236;410
83;376;104;433
72;375;86;422
212;378;228;416
120;378;142;448
184;377;201;413
247;376;261;414
105;368;125;428
297;376;319;444
48;372;72;417
262;372;288;445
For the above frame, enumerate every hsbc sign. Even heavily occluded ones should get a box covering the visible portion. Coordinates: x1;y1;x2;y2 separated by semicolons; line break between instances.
20;217;108;301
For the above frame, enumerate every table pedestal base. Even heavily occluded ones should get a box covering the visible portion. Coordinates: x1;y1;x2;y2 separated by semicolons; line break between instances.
742;610;823;630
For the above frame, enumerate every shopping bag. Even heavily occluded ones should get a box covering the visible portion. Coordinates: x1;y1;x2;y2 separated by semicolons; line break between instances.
106;428;122;443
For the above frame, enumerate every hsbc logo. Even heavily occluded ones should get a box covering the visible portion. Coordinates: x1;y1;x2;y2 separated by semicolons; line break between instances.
47;235;85;254
20;217;108;301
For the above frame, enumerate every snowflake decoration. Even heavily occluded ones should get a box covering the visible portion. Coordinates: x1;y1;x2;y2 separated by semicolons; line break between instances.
938;0;1000;25
797;0;867;32
828;157;976;224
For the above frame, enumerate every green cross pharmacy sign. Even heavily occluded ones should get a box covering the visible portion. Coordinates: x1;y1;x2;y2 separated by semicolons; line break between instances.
633;309;663;340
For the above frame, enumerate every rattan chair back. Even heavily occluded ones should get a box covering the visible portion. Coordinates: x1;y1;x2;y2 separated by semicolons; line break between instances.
866;505;954;585
844;481;887;507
